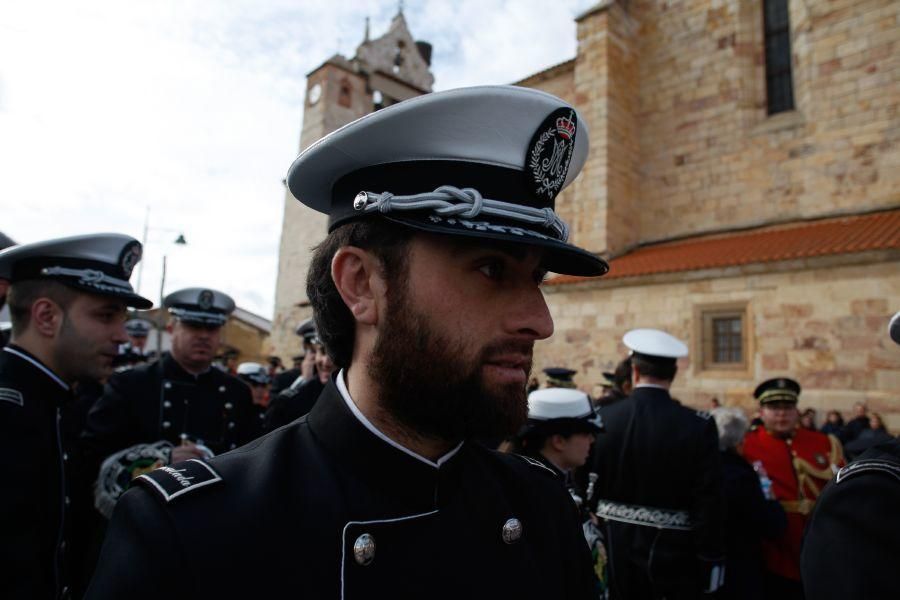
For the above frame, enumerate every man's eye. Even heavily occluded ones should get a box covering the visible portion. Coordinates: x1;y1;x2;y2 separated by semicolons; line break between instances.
478;262;503;280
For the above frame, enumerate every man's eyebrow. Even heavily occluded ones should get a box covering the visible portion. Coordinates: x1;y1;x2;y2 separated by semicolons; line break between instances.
460;241;532;262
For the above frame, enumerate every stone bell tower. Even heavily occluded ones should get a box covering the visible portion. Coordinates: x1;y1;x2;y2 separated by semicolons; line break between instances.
270;10;435;360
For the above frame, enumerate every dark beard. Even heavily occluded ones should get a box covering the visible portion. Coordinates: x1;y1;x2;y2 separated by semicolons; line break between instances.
368;285;531;443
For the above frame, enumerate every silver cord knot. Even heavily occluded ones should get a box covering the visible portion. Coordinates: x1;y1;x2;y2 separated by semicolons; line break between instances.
354;185;569;242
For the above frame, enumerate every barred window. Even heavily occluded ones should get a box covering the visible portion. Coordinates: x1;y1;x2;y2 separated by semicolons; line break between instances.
763;0;794;114
712;316;743;363
697;303;750;372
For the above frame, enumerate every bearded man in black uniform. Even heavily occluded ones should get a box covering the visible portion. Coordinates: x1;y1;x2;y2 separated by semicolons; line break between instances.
0;233;150;600
589;328;726;599
86;86;608;599
83;287;255;510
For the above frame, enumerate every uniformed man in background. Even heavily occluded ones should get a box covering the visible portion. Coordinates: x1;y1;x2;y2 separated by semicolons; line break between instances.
742;377;844;599
264;329;335;430
597;357;631;407
0;232;16;349
87;85;606;598
82;287;255;490
269;317;317;395
0;233;149;600
517;387;607;597
589;328;726;599
517;387;602;500
801;313;900;600
235;361;271;438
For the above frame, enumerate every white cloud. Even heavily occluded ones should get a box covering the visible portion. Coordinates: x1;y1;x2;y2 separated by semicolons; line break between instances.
0;0;596;317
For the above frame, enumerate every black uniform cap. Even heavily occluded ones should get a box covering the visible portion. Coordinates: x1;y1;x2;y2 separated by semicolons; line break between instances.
286;85;608;277
125;318;153;337
164;288;235;327
0;233;152;308
543;367;577;389
295;317;318;343
754;377;801;405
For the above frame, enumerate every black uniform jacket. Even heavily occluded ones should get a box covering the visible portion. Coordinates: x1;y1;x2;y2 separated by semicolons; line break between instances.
83;352;255;465
269;367;300;395
263;375;324;431
801;437;900;600
0;345;72;600
589;386;725;591
86;379;595;599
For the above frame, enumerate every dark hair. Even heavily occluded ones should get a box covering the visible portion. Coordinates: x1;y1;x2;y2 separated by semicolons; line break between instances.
631;353;678;382
306;219;414;368
613;356;632;388
7;279;78;336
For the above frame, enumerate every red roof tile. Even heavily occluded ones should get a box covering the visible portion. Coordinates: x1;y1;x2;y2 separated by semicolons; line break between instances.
548;209;900;286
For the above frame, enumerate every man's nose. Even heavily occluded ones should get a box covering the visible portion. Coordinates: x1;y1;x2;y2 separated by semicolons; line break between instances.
507;285;554;340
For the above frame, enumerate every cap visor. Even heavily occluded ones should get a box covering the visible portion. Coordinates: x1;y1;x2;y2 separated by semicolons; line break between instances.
124;292;153;310
382;214;609;277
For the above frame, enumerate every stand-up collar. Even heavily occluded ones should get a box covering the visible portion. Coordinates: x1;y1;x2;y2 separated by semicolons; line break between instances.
161;352;214;383
3;344;70;391
307;374;467;517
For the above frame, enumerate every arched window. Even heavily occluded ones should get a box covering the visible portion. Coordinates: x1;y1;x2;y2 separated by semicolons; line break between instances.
763;0;794;114
338;79;352;108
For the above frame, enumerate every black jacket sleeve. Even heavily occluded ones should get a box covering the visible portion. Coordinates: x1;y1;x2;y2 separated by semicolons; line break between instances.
84;487;191;599
691;418;726;560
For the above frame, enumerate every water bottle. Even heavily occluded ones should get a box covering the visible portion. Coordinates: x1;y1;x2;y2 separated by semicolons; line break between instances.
752;460;775;500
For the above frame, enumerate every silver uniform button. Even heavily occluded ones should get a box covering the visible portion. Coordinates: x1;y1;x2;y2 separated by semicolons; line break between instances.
162;420;171;429
227;421;236;430
502;518;523;544
353;533;376;566
353;191;368;210
163;400;172;409
164;382;172;390
219;386;226;393
224;402;233;410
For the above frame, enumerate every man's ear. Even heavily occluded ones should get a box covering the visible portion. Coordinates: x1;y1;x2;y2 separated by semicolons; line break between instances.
165;319;175;334
549;433;568;453
31;298;64;338
331;247;382;326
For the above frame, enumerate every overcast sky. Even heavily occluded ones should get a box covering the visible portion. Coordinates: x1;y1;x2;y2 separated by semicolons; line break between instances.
1;0;595;318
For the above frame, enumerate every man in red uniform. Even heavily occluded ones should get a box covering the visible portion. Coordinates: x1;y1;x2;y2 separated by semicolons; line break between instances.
741;377;843;599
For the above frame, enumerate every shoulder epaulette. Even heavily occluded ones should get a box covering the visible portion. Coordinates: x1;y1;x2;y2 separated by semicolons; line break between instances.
136;459;223;502
835;460;900;485
0;387;24;407
514;454;557;477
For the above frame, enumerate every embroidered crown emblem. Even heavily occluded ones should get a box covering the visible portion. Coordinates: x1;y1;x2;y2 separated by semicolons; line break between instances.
555;114;576;140
525;108;578;202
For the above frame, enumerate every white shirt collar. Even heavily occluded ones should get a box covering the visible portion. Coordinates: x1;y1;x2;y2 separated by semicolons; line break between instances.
3;346;70;391
335;368;463;469
634;382;669;391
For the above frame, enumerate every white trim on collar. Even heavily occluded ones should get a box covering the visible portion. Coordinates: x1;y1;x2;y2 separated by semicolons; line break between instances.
3;346;70;391
335;369;462;469
634;383;669;391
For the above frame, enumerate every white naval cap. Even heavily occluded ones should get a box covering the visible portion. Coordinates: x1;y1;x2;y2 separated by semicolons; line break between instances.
623;328;688;359
286;85;608;277
236;362;269;385
526;387;603;435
